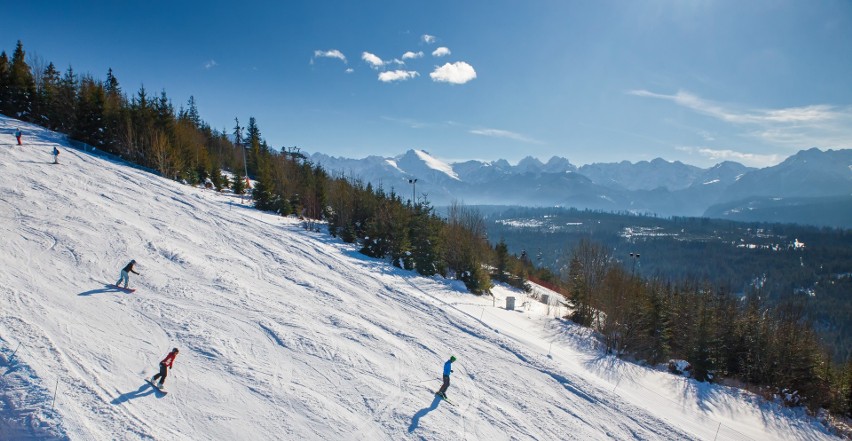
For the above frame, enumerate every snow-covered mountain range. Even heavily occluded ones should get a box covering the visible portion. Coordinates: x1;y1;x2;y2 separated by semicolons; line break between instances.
311;149;852;227
0;117;842;439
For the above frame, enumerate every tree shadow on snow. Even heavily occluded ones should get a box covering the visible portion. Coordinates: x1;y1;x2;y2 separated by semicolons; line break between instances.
111;383;164;404
78;284;125;296
407;394;443;433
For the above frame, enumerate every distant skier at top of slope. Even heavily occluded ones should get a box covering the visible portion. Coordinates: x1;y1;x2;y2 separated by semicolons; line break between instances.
15;128;22;145
115;259;140;289
436;355;456;399
52;146;59;164
150;348;179;389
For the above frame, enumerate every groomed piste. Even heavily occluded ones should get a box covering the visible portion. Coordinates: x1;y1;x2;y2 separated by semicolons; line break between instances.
0;116;840;440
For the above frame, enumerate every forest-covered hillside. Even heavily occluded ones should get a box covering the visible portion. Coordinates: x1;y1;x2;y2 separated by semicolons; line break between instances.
481;206;852;362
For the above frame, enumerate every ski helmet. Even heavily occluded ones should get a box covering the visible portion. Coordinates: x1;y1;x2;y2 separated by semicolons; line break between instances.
450;355;457;362
172;348;179;353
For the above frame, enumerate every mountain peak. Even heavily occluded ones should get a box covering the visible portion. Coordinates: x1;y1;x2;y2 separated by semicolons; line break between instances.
397;149;460;181
516;156;545;173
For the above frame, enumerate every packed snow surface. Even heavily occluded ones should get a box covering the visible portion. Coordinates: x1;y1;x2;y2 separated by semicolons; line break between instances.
0;116;840;440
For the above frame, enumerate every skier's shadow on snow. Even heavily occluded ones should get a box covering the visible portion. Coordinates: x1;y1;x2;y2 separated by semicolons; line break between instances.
111;383;164;404
78;284;124;296
407;395;442;433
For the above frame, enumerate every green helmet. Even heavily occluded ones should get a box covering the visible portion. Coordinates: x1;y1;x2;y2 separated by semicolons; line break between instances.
450;355;457;362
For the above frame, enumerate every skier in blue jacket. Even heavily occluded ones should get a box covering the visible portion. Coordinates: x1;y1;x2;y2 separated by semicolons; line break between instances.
436;355;456;399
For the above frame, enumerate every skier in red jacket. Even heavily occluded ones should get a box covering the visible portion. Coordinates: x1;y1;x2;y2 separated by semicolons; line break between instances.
151;348;179;388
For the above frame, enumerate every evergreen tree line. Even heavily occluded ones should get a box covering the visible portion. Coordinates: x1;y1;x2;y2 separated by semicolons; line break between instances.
0;40;524;294
0;40;248;187
565;238;852;416
486;206;852;363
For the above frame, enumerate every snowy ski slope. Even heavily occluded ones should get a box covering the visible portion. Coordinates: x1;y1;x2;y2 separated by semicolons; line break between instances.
0;116;840;440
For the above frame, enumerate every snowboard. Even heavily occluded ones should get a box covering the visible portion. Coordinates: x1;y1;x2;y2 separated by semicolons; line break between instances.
145;378;168;394
111;284;136;292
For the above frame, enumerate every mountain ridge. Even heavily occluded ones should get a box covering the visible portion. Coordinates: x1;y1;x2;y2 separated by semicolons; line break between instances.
309;148;851;228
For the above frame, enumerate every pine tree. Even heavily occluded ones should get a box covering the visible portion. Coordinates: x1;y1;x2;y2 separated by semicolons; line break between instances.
232;170;246;195
251;163;277;212
0;52;10;115
103;68;123;148
845;360;852;416
7;41;36;120
689;289;714;382
73;76;106;146
37;62;60;128
210;166;224;191
409;202;445;276
105;68;121;97
245;117;263;177
186;95;200;127
55;66;78;133
494;239;510;283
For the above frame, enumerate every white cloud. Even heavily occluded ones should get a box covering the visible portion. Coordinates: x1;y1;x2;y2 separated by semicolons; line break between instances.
422;34;437;44
402;51;424;60
312;49;347;63
378;70;419;82
430;61;477;84
676;146;784;168
362;52;385;69
698;130;715;141
470;128;543;144
432;47;451;57
630;89;852;151
345;68;354;74
628;89;846;125
381;116;430;129
203;60;218;69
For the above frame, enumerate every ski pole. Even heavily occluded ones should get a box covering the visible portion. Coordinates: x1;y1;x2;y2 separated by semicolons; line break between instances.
10;343;21;362
415;377;441;383
51;378;59;410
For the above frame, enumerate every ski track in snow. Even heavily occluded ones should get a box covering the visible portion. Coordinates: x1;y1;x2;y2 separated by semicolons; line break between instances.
0;115;842;440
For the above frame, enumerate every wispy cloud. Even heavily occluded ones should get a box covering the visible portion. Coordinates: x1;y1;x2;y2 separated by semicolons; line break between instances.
430;61;476;84
362;52;385;69
381;116;431;129
203;60;218;69
422;34;437;44
378;70;419;82
630;89;852;150
628;89;843;124
402;51;423;60
312;49;347;64
470;128;542;144
432;47;451;57
675;146;783;168
345;68;354;74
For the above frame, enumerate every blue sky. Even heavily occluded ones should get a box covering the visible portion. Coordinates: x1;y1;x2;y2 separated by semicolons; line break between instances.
3;0;851;167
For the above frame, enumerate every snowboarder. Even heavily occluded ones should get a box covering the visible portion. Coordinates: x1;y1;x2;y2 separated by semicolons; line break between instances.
15;129;22;145
116;259;139;289
52;146;59;164
150;348;179;389
436;355;456;399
